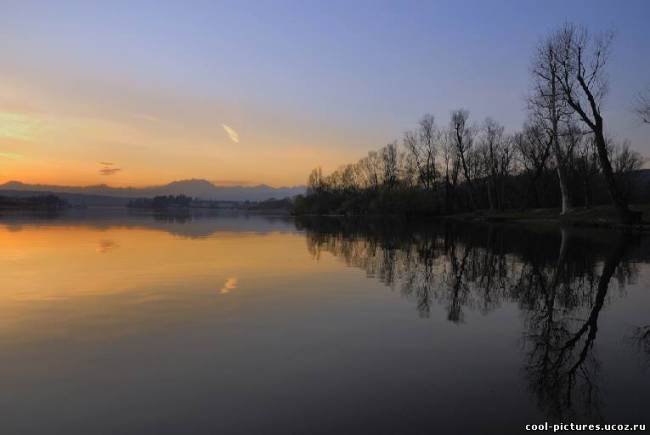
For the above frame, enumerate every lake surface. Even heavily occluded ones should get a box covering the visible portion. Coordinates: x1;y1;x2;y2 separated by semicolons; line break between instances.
0;210;648;434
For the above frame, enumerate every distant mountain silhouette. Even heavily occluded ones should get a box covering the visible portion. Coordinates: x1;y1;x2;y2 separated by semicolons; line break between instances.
0;179;305;202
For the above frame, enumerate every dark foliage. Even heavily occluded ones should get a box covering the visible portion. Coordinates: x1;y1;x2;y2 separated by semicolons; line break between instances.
0;194;67;210
128;195;193;209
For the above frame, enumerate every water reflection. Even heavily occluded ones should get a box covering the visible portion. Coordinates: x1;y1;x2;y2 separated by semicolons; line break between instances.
0;212;647;433
219;277;238;294
631;325;650;360
96;239;119;253
297;217;646;421
0;208;295;238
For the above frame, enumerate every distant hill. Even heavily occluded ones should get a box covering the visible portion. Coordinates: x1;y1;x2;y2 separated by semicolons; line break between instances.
0;179;305;202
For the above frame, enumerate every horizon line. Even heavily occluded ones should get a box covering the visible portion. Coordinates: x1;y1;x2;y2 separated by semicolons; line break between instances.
0;178;307;190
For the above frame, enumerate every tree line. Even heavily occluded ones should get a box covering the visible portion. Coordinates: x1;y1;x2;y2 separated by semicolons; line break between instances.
0;194;66;210
128;195;193;209
295;24;648;222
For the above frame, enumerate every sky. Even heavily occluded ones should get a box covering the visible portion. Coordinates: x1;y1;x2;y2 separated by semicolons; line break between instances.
1;0;649;187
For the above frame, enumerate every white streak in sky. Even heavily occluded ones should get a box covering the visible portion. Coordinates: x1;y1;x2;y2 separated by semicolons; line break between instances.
222;124;240;143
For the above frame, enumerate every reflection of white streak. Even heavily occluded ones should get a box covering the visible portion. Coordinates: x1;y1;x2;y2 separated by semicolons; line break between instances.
220;277;238;294
222;124;240;143
96;239;118;253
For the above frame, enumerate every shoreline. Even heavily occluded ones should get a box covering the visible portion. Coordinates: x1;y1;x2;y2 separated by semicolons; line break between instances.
294;204;650;232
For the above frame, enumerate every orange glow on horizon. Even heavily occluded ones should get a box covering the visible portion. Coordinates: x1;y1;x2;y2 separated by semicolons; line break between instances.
0;88;365;188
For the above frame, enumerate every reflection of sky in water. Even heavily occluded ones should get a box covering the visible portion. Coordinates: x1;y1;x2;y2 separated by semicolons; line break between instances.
0;214;648;434
219;277;238;294
96;239;118;253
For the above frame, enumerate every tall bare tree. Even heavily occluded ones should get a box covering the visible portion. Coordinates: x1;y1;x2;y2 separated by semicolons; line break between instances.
450;109;477;210
497;134;515;210
307;167;324;193
551;24;638;222
480;118;507;210
440;133;460;213
358;150;383;190
403;114;439;190
381;142;399;189
637;89;650;124
530;36;573;214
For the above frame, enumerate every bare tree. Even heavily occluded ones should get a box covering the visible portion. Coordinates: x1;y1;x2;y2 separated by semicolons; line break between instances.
636;89;650;124
403;114;439;190
551;24;639;222
358;151;383;190
440;133;460;213
480;118;507;210
450;109;477;210
381;142;399;189
307;167;324;194
515;122;553;208
530;36;573;214
608;138;644;203
497;134;515;209
339;164;357;193
610;139;644;174
398;147;417;187
572;135;599;208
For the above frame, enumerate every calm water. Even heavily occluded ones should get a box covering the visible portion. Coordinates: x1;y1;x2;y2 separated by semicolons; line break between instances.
0;210;648;434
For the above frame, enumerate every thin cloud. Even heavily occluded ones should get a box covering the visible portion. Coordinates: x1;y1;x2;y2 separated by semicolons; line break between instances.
99;161;121;175
222;124;240;143
99;167;122;176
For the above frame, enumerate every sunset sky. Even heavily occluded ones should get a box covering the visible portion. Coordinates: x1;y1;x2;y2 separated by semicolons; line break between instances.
1;0;649;187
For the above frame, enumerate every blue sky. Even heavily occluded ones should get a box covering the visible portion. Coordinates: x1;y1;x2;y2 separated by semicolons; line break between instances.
1;0;648;186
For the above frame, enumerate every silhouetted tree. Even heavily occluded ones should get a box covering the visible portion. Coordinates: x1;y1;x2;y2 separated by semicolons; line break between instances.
515;122;553;208
381;142;399;190
403;114;439;190
530;34;573;214
307;167;324;194
450;109;477;210
609;138;645;203
571;135;599;208
636;89;650;124
441;131;460;213
551;24;638;222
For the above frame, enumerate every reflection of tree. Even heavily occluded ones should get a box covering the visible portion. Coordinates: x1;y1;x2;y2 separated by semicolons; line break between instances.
630;325;650;363
297;216;640;419
522;234;634;419
301;218;551;321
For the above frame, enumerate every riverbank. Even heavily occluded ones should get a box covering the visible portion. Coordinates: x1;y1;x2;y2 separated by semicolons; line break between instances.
447;204;650;231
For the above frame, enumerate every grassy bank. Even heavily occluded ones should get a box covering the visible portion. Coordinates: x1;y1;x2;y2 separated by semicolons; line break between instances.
448;204;650;230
